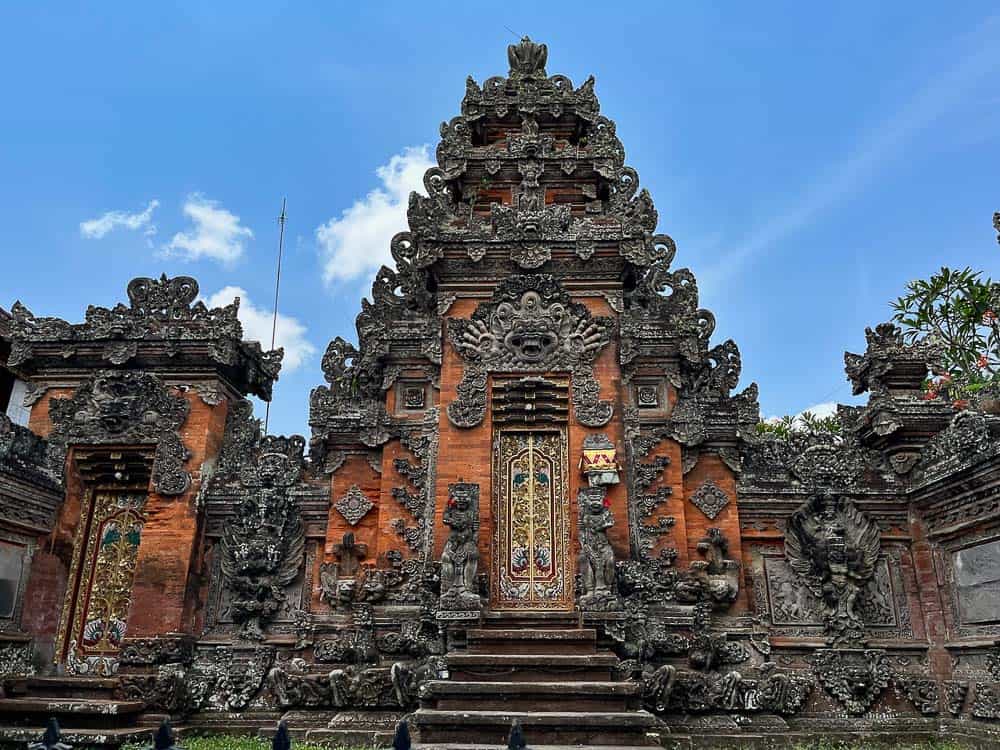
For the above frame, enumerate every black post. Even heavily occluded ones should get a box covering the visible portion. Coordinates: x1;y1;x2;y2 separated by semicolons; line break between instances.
392;719;411;750
507;718;526;750
28;717;70;750
272;719;291;750
153;718;181;750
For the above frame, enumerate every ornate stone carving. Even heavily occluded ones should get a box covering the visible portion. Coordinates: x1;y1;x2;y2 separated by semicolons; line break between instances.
334;485;374;526
48;370;191;494
812;649;891;715
945;680;969;715
972;682;1000;719
578;487;620;611
439;482;481;611
675;528;740;609
785;492;881;645
844;321;941;397
220;435;306;639
507;36;547;77
9;275;282;399
689;479;729;520
0;639;35;678
447;275;613;428
895;675;939;715
119;635;196;666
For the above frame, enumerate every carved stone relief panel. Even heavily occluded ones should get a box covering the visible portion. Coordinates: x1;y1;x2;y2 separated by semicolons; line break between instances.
751;547;912;639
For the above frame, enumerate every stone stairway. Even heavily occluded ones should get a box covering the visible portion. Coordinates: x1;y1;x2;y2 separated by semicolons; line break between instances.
413;613;660;748
0;676;152;747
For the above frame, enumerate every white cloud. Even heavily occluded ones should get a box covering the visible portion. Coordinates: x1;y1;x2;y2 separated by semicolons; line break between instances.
764;401;839;425
316;145;433;284
203;286;316;373
164;194;253;264
80;199;159;239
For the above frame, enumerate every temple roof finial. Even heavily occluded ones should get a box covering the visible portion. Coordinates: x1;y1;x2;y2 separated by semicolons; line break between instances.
507;36;547;77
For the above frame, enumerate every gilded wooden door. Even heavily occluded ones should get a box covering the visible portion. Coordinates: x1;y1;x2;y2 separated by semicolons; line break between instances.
491;430;573;610
57;490;146;675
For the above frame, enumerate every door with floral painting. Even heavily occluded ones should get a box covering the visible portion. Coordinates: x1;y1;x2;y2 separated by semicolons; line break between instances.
57;490;146;676
491;429;573;610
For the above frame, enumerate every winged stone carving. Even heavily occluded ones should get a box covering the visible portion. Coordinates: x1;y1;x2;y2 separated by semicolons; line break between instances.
785;491;880;645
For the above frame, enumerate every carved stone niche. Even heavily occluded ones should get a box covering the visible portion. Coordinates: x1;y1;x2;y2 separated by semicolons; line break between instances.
951;538;1000;626
439;482;481;612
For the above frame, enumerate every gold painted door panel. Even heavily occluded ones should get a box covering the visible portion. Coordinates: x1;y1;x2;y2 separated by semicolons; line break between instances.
491;430;573;610
57;490;146;675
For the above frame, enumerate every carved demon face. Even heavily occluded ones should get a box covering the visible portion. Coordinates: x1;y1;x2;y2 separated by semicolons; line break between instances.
504;326;559;363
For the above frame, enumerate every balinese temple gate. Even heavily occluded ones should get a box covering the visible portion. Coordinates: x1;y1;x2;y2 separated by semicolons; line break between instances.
0;38;999;747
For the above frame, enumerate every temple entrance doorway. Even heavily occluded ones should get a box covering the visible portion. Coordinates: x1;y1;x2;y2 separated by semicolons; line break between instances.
490;428;573;611
57;487;147;676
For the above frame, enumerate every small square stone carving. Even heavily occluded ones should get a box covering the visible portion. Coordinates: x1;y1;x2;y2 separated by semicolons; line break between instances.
690;479;729;520
334;484;374;526
403;385;426;410
637;384;659;408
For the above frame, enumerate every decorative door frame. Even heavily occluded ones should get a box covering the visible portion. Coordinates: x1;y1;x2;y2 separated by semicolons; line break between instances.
490;426;573;611
56;485;148;676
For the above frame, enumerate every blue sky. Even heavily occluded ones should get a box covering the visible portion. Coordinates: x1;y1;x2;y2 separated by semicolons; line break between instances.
2;2;998;437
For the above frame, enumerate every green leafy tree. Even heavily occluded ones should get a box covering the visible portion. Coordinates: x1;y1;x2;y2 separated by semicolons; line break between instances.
890;266;1000;404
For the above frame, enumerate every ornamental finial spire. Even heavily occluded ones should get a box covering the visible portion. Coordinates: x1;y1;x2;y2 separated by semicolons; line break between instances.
507;36;547;77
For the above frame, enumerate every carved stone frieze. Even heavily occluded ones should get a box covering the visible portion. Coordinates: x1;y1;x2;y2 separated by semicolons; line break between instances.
8;275;282;398
895;676;940;715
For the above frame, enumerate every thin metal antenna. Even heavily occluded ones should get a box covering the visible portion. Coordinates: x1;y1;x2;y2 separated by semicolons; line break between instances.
503;24;522;39
264;198;287;435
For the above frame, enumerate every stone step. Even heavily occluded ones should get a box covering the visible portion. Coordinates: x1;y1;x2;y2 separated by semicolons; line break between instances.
420;679;640;712
10;676;120;700
480;611;584;630
412;708;660;746
0;697;143;729
0;724;151;748
445;652;620;681
465;627;597;655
